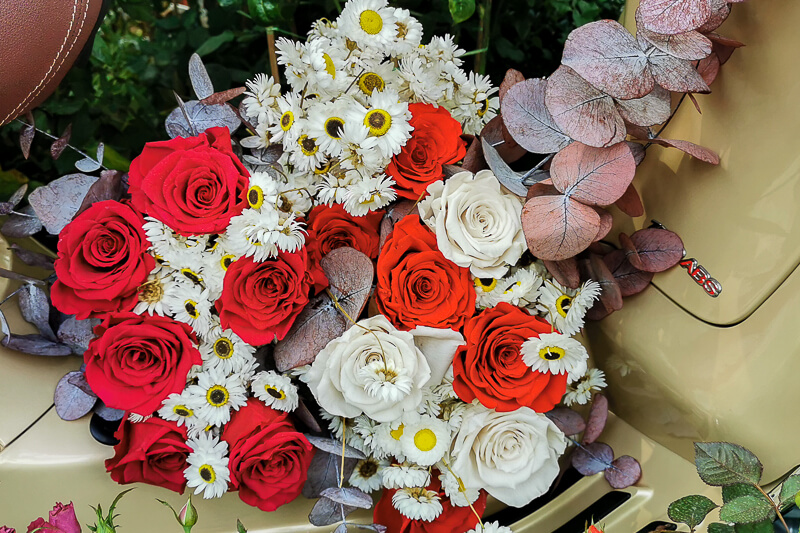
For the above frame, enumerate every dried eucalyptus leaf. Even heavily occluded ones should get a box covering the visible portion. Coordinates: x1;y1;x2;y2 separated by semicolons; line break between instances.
481;138;527;197
74;158;102;173
649;138;719;164
604;455;643;489
94;400;125;422
57;316;100;355
522;194;600;261
20;124;34;159
550;141;636;206
294;398;323;433
499;68;525;104
201;87;247;106
55;371;97;421
189;53;215;100
625;228;685;272
603;250;654;297
647;50;711;93
546;406;586;435
8;184;27;208
593;207;613;242
615;184;645;217
461;136;487;174
572;442;614;476
542;258;580;289
76;170;126;215
67;370;97;397
50;124;72;160
245;145;284;166
615;85;672;127
637;0;713;35
305;435;367;459
166;122;193;139
320;487;373;510
4;333;72;356
309;497;356;527
583;394;609;445
28;173;99;234
589;252;623;311
638;26;712;61
501;78;572;154
0;267;45;285
96;143;105;165
166;100;241;137
10;244;54;270
19;283;56;341
480;116;527;164
334;524;348;533
303;450;358;498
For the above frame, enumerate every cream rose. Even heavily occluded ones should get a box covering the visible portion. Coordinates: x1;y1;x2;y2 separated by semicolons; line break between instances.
306;316;461;423
418;169;526;278
449;403;566;507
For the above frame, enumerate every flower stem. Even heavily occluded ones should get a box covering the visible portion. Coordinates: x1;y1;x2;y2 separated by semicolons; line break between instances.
753;483;789;533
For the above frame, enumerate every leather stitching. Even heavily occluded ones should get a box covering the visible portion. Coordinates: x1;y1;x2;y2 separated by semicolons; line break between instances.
1;0;90;125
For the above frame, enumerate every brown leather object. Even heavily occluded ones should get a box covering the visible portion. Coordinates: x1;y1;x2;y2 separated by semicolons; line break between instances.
0;0;104;126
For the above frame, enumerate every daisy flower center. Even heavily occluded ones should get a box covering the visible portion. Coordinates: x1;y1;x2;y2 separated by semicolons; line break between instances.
298;135;319;156
138;279;164;304
184;300;200;318
180;268;203;284
248;185;264;209
322;53;336;78
396;22;408;39
364;109;392;136
220;254;235;270
413;429;437;452
477;98;489;117
280;111;294;131
199;464;216;483
213;338;234;359
359;9;383;35
358;72;385;95
266;386;286;399
359;460;379;477
504;281;522;294
539;346;566;361
474;277;497;292
324;117;346;139
390;424;404;440
314;160;333;174
207;385;230;407
173;405;193;417
555;295;572;317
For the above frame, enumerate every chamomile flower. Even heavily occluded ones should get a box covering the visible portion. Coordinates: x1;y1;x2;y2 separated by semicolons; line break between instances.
349;457;389;493
281;170;315;215
438;467;480;507
337;0;399;52
424;34;465;65
143;217;206;266
392;487;442;522
159;392;202;428
351;88;412;158
359;359;413;403
290;128;327;171
245;171;281;211
251;371;299;412
305;99;352;157
134;274;181;315
128;413;152;423
398;56;445;104
308;17;339;40
353;415;380;451
399;415;450;466
242;73;281;126
466;521;514;533
185;368;248;426
381;462;431;490
343;173;397;216
521;332;589;382
199;326;256;375
537;280;602;336
390;8;423;54
164;282;213;337
268;93;304;145
316;171;357;205
563;368;607;407
339;122;385;175
185;432;230;499
226;208;306;261
352;61;401;100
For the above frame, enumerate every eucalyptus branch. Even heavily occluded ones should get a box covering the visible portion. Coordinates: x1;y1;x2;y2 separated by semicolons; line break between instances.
14;119;108;171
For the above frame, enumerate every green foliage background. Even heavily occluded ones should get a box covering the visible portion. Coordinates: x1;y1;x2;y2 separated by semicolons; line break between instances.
0;0;623;194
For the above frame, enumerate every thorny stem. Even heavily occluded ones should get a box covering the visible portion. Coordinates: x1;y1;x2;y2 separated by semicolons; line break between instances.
753;483;789;533
14;119;108;171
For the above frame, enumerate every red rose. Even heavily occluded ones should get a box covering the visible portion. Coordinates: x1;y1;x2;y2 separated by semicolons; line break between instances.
128;126;249;235
453;303;567;412
376;215;474;331
51;200;154;320
105;416;191;494
306;204;383;293
84;313;202;416
386;103;466;200
216;250;312;345
374;474;486;533
22;502;80;533
222;399;314;512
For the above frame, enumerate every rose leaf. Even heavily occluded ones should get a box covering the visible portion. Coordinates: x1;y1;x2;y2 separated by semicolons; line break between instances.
603;249;654;297
303;450;358;499
667;494;718;529
583;393;609;445
550;141;636;207
522;194;600;261
304;435;367;460
28;173;99;234
624;228;685;273
545;66;626;149
615;85;672;127
572;442;615;476
3;333;73;356
648;138;720;164
546;406;587;435
562;20;653;100
188;53;214;100
501;78;572;154
604;455;643;489
19;283;56;341
637;0;713;35
55;371;98;421
308;496;357;527
499;68;525;104
321;487;373;510
542;257;580;289
481;137;528;197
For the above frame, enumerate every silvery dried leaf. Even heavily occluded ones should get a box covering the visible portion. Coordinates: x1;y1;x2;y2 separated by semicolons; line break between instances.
303;451;357;498
355;526;388;533
20;124;34;159
308;497;357;527
305;435;367;459
55;371;97;421
0;267;45;285
94;400;125;422
166;100;241;137
189;53;215;100
166;121;193;139
7;184;28;209
334;524;348;533
50;124;72;160
320;487;373;510
29;173;98;234
57;316;100;355
76;170;126;216
244;145;283;166
19;283;56;341
0;309;9;339
75;157;102;173
3;333;72;356
96;143;105;165
2;205;43;238
481;137;528;197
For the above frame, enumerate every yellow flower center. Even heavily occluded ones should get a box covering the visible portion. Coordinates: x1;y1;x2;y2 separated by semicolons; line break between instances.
359;9;383;35
184;300;199;319
358;72;385;95
555;295;572;318
539;346;566;361
280;110;294;131
364;109;392;136
173;405;193;417
504;281;522;294
220;254;236;271
323;53;336;78
324;116;345;139
474;277;497;292
180;268;203;284
413;428;437;452
298;135;319;156
206;385;229;407
266;386;286;399
314;159;333;174
199;464;216;483
390;424;404;440
138;279;164;304
213;338;234;359
248;185;264;209
477;98;489;117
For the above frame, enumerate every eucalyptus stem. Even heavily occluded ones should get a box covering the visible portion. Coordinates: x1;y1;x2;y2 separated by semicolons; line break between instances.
14;119;107;171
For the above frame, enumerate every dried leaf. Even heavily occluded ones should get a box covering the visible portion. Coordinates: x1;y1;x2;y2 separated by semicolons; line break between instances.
8;184;27;209
461;136;487;173
627;141;647;166
637;0;713;35
647;50;711;93
562;20;653;100
605;456;643;489
572;442;614;476
20;124;34;159
1;206;43;238
309;497;357;527
546;66;626;149
200;87;247;106
687;92;702;114
603;249;654;297
0;267;45;285
74;157;102;173
480;116;527;164
379;200;418;251
593;208;613;242
615;85;672;127
294;398;323;433
274;294;347;371
499;68;525;104
522;194;601;261
526;181;559;201
321;487;373;510
67;370;97;397
696;53;721;86
94;400;125;422
637;26;712;60
550;141;637;206
76;170;126;216
28;173;99;234
502;79;572;154
57;316;100;355
649;138;720;163
583;394;609;444
50;124;72;160
55;371;97;421
543;257;580;289
712;41;738;65
4;333;72;356
19;283;56;341
244;144;284;167
615;184;645;217
334;524;348;533
303;450;358;499
622;228;685;272
10;244;55;270
481;138;527;197
546;406;586;435
704;32;745;49
165;100;241;137
305;435;367;459
697;0;730;32
189;53;214;100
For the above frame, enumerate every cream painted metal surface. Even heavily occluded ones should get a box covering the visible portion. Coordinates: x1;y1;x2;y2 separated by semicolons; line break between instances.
619;0;800;325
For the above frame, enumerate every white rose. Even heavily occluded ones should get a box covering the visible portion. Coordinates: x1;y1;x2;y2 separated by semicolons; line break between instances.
305;315;434;423
418;169;526;278
449;403;567;507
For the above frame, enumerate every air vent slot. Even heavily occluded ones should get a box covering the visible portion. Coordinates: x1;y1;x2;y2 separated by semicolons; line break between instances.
636;521;677;533
551;492;632;533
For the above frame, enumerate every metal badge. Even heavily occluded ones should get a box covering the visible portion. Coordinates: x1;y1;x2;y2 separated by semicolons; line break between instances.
649;220;722;298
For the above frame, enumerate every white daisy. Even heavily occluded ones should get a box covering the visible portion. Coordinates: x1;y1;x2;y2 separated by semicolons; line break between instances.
134;273;181;315
399;415;450;466
358;359;414;403
343;173;396;216
225;208;306;261
307;17;339;40
349;88;412;158
563;368;607;407
466;521;514;533
159;392;203;428
242;73;281;126
381;462;430;489
536;280;602;336
390;8;423;55
337;0;398;52
245;171;281;211
251;371;299;412
353;415;381;452
316;171;357;206
423;34;465;65
143;217;206;266
352;61;401;101
268;93;305;145
185;432;230;499
289;127;327;172
164;281;213;337
199;326;256;375
392;487;442;522
127;413;152;423
281;169;315;216
349;457;389;493
185;368;248;426
305;99;352;157
521;332;589;382
438;466;480;507
398;56;445;104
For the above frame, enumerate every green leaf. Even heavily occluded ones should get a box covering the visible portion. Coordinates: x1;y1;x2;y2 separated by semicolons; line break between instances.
247;0;282;25
779;474;800;509
709;523;736;533
667;495;718;529
734;520;775;533
237;519;247;533
719;495;774;524
695;442;763;487
723;484;764;503
448;0;476;24
195;31;235;57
